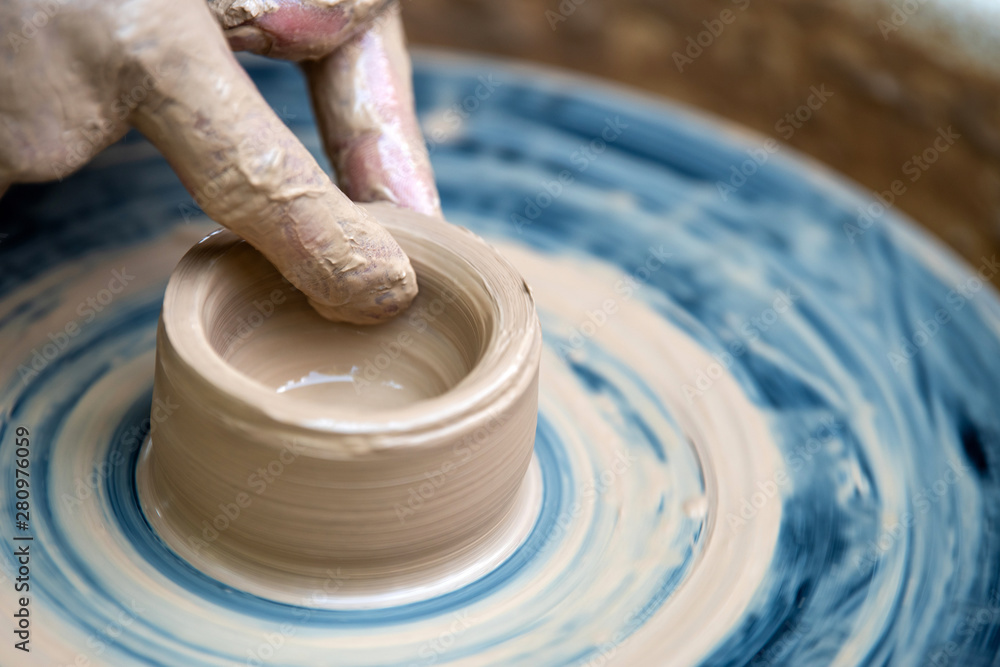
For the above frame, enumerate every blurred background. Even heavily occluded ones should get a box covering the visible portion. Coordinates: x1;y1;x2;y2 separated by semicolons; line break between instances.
402;0;1000;283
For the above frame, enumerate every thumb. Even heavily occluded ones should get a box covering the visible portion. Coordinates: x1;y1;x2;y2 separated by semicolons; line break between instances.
128;3;416;325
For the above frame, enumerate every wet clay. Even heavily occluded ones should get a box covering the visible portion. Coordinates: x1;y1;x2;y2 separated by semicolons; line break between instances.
136;202;543;606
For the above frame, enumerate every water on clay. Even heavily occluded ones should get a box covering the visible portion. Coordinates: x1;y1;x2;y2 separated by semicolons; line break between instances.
207;244;473;411
1;54;1000;666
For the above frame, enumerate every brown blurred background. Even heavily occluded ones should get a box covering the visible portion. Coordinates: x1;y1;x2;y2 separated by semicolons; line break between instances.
402;0;1000;282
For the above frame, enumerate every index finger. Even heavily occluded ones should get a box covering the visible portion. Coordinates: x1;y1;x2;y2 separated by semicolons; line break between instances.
129;0;418;324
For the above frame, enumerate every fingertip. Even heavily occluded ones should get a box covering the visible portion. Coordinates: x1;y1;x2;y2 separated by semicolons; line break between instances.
304;253;419;324
275;204;420;325
307;275;417;325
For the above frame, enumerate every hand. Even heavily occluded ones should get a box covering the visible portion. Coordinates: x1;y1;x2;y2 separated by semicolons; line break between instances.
0;0;439;324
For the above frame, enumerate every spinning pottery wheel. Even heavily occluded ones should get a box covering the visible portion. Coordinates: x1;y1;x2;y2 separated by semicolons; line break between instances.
1;53;1000;666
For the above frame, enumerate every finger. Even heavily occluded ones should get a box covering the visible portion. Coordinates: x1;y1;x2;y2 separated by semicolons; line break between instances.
301;5;441;217
128;0;417;324
208;0;392;60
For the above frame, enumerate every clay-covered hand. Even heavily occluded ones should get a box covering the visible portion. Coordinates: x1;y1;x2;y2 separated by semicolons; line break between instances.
0;0;439;324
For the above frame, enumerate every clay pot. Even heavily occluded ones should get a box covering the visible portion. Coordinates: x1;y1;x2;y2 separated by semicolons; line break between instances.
137;203;542;607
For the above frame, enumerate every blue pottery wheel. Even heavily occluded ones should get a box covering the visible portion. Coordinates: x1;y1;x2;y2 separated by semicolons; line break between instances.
1;53;999;666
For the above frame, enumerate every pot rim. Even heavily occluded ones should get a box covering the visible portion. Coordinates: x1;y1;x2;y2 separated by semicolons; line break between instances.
158;202;542;446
